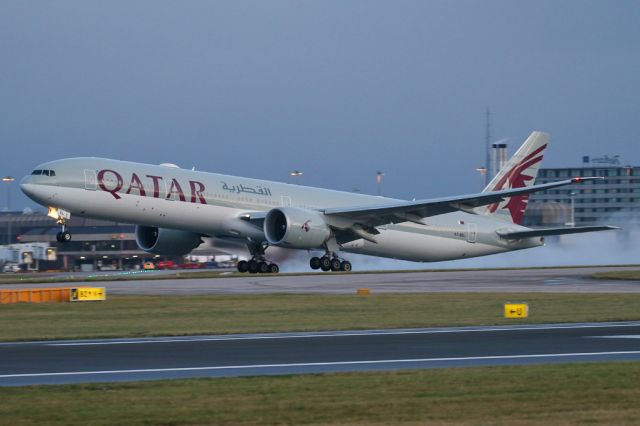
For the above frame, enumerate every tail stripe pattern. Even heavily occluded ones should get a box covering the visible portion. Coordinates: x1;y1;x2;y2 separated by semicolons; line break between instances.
486;143;547;224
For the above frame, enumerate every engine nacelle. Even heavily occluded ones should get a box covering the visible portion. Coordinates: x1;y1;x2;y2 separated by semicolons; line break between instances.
264;207;331;249
135;225;203;256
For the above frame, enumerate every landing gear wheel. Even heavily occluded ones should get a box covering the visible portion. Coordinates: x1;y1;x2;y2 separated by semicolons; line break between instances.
309;257;321;270
330;258;342;272
340;261;352;272
237;260;248;273
56;231;72;243
258;261;269;274
320;256;331;272
248;260;259;274
268;264;279;274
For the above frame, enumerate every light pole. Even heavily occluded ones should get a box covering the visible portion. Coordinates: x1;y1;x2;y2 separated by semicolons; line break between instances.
476;167;487;189
567;191;576;227
376;171;384;196
290;170;303;185
2;176;15;245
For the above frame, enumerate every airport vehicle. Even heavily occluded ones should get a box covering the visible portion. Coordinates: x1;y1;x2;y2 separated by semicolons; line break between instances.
142;261;156;270
21;132;615;273
155;260;178;270
179;262;207;270
2;263;21;273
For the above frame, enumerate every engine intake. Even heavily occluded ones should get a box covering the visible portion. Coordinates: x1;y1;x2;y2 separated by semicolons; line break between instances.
264;207;330;249
135;226;203;256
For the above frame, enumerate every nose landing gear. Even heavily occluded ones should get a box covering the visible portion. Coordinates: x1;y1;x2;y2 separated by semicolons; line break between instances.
56;229;72;243
49;207;72;243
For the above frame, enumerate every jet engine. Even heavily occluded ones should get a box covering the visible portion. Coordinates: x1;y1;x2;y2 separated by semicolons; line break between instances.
264;207;331;249
135;225;203;256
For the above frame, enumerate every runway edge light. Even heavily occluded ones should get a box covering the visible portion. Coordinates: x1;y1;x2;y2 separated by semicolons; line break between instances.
504;302;528;319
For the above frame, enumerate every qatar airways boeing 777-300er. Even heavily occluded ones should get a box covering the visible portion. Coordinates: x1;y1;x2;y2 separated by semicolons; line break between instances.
21;131;616;273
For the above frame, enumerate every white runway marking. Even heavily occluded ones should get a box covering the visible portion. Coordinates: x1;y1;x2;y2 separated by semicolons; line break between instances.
1;351;639;379
592;335;640;339
45;322;640;347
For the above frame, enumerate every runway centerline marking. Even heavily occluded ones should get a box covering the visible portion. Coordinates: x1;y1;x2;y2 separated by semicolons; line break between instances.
1;351;640;379
591;335;640;339
44;322;640;347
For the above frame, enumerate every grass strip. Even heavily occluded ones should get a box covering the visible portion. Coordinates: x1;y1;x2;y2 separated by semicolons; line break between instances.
1;362;639;425
1;293;639;342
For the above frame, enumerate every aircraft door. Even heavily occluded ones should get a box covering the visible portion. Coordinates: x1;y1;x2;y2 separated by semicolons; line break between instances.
84;169;97;190
466;222;477;243
280;196;292;207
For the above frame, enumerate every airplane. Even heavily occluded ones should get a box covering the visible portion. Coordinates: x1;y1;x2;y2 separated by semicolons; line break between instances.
20;131;616;274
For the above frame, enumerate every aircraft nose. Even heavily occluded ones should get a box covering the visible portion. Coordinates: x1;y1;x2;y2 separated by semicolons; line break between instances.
20;175;38;199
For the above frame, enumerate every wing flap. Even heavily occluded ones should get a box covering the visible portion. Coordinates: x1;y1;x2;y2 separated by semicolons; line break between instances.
497;226;619;240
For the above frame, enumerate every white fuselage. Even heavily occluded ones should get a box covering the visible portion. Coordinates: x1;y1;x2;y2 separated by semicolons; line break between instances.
20;157;542;262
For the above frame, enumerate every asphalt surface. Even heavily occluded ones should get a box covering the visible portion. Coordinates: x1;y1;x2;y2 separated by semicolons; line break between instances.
1;322;640;386
3;266;639;294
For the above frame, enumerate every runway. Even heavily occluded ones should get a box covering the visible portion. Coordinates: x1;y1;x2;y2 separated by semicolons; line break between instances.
4;265;638;295
2;321;640;386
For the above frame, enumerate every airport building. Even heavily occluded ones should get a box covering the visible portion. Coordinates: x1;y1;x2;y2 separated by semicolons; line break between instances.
524;163;640;228
0;211;142;271
0;210;235;272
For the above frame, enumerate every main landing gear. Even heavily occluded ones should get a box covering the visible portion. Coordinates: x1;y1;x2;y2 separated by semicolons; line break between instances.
236;243;280;274
237;259;279;274
309;254;352;272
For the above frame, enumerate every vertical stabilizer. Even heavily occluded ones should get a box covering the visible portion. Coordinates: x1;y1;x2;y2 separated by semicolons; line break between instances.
480;131;549;224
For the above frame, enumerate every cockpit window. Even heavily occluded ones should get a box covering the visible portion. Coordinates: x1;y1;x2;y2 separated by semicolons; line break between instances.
31;169;55;176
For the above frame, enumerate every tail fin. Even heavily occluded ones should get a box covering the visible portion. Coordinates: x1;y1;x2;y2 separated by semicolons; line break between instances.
480;131;549;224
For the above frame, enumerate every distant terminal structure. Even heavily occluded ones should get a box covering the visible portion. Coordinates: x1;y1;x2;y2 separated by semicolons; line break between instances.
0;211;231;272
524;159;639;228
0;211;142;271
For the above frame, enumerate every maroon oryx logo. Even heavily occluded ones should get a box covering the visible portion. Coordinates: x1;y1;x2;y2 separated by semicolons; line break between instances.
486;143;547;225
301;220;311;232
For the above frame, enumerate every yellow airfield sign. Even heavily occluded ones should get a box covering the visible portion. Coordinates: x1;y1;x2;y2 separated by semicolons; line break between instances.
70;287;106;302
504;303;528;318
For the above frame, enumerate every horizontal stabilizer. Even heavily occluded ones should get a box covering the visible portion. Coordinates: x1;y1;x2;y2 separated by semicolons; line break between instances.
497;226;619;240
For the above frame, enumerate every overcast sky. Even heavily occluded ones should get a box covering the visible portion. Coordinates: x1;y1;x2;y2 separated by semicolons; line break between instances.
2;0;639;210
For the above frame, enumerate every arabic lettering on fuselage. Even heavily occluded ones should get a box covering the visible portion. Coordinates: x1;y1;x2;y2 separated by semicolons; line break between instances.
221;181;272;196
97;169;207;204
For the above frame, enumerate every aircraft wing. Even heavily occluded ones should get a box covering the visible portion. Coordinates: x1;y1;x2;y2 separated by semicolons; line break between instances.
496;226;619;239
322;177;601;228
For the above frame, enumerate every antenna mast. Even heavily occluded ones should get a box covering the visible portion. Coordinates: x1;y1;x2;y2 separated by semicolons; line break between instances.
485;107;491;186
